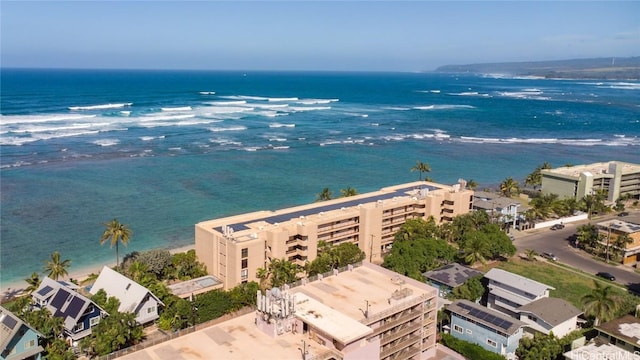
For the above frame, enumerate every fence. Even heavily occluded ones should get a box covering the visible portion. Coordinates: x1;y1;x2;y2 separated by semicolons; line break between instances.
97;306;254;360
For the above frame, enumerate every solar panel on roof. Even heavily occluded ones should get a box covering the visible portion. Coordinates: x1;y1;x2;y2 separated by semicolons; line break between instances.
37;285;53;296
215;185;441;232
65;296;86;319
50;289;70;309
456;302;513;331
2;314;18;330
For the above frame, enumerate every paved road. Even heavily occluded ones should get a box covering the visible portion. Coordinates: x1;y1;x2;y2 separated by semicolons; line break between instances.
512;212;640;291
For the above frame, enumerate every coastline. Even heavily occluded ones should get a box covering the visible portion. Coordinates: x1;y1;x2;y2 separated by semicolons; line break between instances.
1;243;195;303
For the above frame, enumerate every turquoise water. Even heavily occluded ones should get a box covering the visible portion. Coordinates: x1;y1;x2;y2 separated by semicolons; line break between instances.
1;69;639;287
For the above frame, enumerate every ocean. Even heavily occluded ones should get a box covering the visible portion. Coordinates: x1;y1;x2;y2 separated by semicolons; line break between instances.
1;69;639;289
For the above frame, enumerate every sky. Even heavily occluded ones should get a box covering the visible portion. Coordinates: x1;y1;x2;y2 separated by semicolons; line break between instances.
1;1;638;72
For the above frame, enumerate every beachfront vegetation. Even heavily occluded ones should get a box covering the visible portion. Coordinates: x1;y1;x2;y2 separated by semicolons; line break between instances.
340;186;358;197
410;160;431;181
524;161;552;190
499;176;520;197
306;241;365;276
81;311;143;356
382;215;516;280
100;218;132;269
465;179;478;190
316;187;333;202
44;251;71;281
24;272;42;294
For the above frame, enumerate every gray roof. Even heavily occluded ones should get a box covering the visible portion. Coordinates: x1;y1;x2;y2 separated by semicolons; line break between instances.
473;197;520;211
447;299;526;336
90;266;164;315
485;268;554;296
0;305;43;353
32;277;101;332
517;297;582;327
423;263;483;288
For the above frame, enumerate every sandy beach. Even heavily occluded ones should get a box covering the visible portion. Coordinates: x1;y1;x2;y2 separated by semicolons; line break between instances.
1;244;195;303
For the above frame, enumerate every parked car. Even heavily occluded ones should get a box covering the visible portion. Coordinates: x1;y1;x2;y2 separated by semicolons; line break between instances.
596;272;616;281
542;252;558;261
550;224;565;230
618;212;629;217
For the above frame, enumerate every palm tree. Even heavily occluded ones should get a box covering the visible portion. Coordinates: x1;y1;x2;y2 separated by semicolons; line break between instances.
462;235;489;265
500;177;520;197
410;161;431;181
24;272;41;294
316;187;333;202
100;218;132;269
613;233;633;262
44;251;71;280
525;249;537;261
582;280;619;326
466;179;478;190
340;187;358;197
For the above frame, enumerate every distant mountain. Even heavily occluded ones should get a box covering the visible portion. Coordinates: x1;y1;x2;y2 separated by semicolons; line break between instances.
434;57;640;80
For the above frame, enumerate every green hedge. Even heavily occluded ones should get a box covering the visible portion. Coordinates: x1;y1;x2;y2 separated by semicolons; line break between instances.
440;333;505;360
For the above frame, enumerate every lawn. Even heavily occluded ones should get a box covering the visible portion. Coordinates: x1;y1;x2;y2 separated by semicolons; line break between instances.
479;257;628;309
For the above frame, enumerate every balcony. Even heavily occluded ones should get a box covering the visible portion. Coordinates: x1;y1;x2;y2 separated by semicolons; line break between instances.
380;321;421;345
374;311;422;334
380;333;421;358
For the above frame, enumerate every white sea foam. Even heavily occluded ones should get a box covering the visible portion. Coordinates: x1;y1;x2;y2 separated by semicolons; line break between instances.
289;106;331;112
220;95;270;101
139;114;196;122
208;126;248;132
205;100;248;106
161;106;193;112
0;114;97;125
600;82;640;90
69;103;132;111
199;91;216;95
120;111;131;116
296;98;339;105
93;139;120;147
496;90;550;100
450;92;490;97
413;105;476;110
201;106;254;114
268;97;299;102
269;123;295;128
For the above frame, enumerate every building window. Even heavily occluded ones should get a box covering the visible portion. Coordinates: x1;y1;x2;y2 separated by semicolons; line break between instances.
74;322;85;332
453;324;463;334
241;248;248;258
24;339;35;349
147;306;156;314
241;258;248;269
241;269;248;280
487;339;497;348
90;316;100;327
466;329;472;334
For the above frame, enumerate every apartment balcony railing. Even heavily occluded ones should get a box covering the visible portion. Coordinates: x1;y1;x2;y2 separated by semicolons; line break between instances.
380;334;420;359
380;321;421;345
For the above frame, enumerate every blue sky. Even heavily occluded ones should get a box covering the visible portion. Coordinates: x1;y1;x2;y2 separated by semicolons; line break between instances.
1;1;638;71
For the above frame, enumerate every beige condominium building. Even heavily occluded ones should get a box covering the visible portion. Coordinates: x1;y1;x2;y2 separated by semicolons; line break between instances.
195;181;473;290
541;161;640;202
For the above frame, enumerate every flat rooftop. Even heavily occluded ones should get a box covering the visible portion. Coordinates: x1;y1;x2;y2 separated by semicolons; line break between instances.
197;181;444;234
118;263;438;360
290;262;437;322
544;161;640;178
597;219;640;234
168;275;223;298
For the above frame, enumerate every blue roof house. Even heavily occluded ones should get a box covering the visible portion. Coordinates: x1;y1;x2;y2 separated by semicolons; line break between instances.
447;299;526;358
32;277;107;344
1;305;44;360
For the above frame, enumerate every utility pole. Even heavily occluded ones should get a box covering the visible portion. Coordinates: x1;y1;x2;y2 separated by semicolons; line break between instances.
369;234;374;262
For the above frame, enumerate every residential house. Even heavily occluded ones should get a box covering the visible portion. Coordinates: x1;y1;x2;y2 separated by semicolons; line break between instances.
596;219;640;265
90;266;164;324
485;268;554;317
473;191;522;230
447;299;526;358
564;314;640;360
423;263;483;299
32;277;105;343
0;306;43;360
516;297;582;337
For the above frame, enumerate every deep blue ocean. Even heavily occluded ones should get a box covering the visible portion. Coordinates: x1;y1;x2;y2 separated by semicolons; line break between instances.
1;69;639;288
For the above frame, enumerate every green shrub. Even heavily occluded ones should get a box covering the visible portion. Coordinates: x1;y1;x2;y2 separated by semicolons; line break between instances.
440;333;505;360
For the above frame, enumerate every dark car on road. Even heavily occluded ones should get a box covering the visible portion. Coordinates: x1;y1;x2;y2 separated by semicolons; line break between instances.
550;224;565;230
596;272;616;281
619;212;630;217
542;252;558;261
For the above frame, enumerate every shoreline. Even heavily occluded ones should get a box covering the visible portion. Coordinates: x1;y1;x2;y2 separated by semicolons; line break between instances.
1;243;195;303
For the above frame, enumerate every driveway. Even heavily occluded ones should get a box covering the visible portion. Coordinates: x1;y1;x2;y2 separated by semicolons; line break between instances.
512;212;640;290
